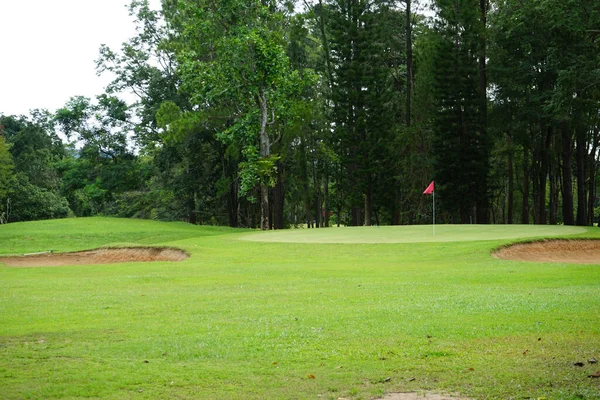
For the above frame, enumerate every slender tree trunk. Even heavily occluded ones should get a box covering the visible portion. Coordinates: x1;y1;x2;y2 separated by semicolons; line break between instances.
576;124;587;226
272;165;285;229
314;192;321;228
364;181;372;226
532;147;540;223
522;147;530;224
228;177;239;227
588;127;598;226
323;168;329;227
538;127;551;224
549;159;559;225
561;123;575;225
337;163;343;227
311;141;323;227
301;145;311;228
507;133;514;224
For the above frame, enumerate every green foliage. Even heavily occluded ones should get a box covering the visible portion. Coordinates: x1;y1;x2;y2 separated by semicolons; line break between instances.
3;0;599;229
9;174;70;221
0;134;14;207
0;114;64;190
171;0;313;216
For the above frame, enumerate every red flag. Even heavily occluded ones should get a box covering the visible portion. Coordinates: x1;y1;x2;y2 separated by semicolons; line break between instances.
423;181;434;195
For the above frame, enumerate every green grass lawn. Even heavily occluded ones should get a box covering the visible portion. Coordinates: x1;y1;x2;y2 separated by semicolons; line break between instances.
1;218;599;399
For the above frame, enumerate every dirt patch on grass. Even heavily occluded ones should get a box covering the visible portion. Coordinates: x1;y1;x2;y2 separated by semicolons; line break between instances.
378;393;469;400
0;247;189;267
493;239;600;264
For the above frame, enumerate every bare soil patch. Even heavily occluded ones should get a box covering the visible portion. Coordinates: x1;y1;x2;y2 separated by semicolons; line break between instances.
0;247;189;267
379;392;469;400
493;239;600;264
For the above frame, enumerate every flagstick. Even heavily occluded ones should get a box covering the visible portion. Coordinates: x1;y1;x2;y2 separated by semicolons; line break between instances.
433;190;435;236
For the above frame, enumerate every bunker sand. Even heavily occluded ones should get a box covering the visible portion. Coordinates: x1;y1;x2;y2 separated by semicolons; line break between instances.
0;247;189;267
493;239;600;264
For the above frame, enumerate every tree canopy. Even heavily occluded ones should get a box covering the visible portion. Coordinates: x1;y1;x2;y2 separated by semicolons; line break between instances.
2;0;599;227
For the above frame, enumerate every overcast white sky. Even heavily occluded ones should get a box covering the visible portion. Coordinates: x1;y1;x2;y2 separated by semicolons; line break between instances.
0;1;154;117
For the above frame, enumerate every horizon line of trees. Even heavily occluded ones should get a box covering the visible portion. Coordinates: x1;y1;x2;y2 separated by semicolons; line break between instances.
1;0;599;228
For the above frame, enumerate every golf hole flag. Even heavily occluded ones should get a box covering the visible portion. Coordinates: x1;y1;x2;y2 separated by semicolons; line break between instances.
423;181;434;195
423;181;435;235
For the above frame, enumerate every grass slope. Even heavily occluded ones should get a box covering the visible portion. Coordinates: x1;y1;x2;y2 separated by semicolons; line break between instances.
1;218;599;399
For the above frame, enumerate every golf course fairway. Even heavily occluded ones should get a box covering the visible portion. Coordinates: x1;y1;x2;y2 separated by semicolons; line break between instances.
1;217;599;400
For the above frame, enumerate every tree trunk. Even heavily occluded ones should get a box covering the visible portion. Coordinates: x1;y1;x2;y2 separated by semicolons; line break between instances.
257;86;270;230
588;127;598;226
507;133;514;224
537;127;551;224
549;159;559;225
522;147;530;224
311;147;321;227
228;178;239;227
352;206;363;226
323;168;329;227
561;123;575;225
575;124;587;226
364;183;372;226
272;164;285;229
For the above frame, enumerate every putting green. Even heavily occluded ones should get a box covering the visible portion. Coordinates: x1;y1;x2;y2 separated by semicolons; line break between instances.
240;224;587;243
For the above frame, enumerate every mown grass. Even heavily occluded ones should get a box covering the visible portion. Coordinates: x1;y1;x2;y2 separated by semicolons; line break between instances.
1;217;599;399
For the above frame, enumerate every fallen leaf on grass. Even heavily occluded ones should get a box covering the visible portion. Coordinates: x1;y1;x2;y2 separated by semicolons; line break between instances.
573;362;585;367
143;360;149;363
307;374;316;379
589;358;598;364
468;368;475;371
588;371;600;378
523;349;529;355
407;377;416;382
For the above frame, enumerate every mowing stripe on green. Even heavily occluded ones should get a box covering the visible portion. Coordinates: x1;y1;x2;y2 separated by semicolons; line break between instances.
240;224;587;243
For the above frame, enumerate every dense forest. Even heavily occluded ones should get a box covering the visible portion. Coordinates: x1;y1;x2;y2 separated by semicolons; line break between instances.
1;0;599;228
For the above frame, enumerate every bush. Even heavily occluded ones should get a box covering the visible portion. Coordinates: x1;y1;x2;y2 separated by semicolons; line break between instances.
9;174;70;221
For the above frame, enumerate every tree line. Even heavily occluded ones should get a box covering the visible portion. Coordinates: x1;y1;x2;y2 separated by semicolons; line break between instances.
1;0;598;228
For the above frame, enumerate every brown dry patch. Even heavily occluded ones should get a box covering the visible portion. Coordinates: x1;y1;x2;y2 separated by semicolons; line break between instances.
493;239;600;264
0;247;189;267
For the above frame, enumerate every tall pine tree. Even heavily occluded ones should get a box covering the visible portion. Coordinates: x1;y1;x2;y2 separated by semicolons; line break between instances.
431;0;490;223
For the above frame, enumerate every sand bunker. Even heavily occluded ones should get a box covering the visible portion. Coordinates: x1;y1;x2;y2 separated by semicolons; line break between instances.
0;247;189;267
493;239;600;264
